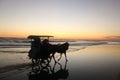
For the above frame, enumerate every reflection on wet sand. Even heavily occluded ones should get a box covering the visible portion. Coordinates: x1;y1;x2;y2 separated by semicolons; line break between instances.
28;60;69;80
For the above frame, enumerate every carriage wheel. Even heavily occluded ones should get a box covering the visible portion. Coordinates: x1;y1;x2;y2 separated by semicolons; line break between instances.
32;59;40;64
39;58;51;68
32;64;41;73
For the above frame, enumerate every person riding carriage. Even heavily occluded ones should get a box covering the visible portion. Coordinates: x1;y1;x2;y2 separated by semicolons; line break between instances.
28;37;41;59
28;35;53;63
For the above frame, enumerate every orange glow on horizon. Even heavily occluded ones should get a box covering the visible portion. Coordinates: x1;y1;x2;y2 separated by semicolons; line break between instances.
0;33;107;40
0;31;119;40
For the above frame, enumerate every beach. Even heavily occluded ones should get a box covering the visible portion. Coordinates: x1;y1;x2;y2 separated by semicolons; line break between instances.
0;0;120;80
0;41;120;80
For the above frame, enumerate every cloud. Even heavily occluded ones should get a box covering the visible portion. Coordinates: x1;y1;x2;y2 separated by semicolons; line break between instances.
105;36;120;40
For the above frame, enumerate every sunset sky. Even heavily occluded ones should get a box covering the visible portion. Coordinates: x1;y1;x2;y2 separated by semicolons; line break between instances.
0;0;120;40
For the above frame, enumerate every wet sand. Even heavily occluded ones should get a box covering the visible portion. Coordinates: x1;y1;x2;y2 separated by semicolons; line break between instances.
0;44;120;80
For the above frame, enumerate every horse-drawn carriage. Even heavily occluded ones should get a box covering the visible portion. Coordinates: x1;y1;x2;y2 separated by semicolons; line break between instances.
28;35;69;64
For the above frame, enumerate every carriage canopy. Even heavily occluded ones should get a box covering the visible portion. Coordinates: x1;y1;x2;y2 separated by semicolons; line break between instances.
28;35;54;41
28;35;54;39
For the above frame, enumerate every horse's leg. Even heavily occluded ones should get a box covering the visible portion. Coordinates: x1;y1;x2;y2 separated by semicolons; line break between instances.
32;58;39;64
49;54;52;62
64;52;68;61
58;53;62;61
53;53;57;63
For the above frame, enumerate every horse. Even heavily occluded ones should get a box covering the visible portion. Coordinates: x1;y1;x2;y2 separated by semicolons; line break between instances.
50;42;69;62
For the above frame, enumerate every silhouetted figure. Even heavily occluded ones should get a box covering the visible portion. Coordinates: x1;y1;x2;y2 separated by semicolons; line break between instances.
41;39;49;53
28;37;41;64
41;39;52;53
39;39;53;62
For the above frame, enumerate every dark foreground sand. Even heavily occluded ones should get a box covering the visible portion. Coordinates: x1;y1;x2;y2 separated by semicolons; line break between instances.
0;44;120;80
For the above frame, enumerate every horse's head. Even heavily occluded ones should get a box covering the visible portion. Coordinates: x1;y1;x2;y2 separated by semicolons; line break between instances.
65;42;69;50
